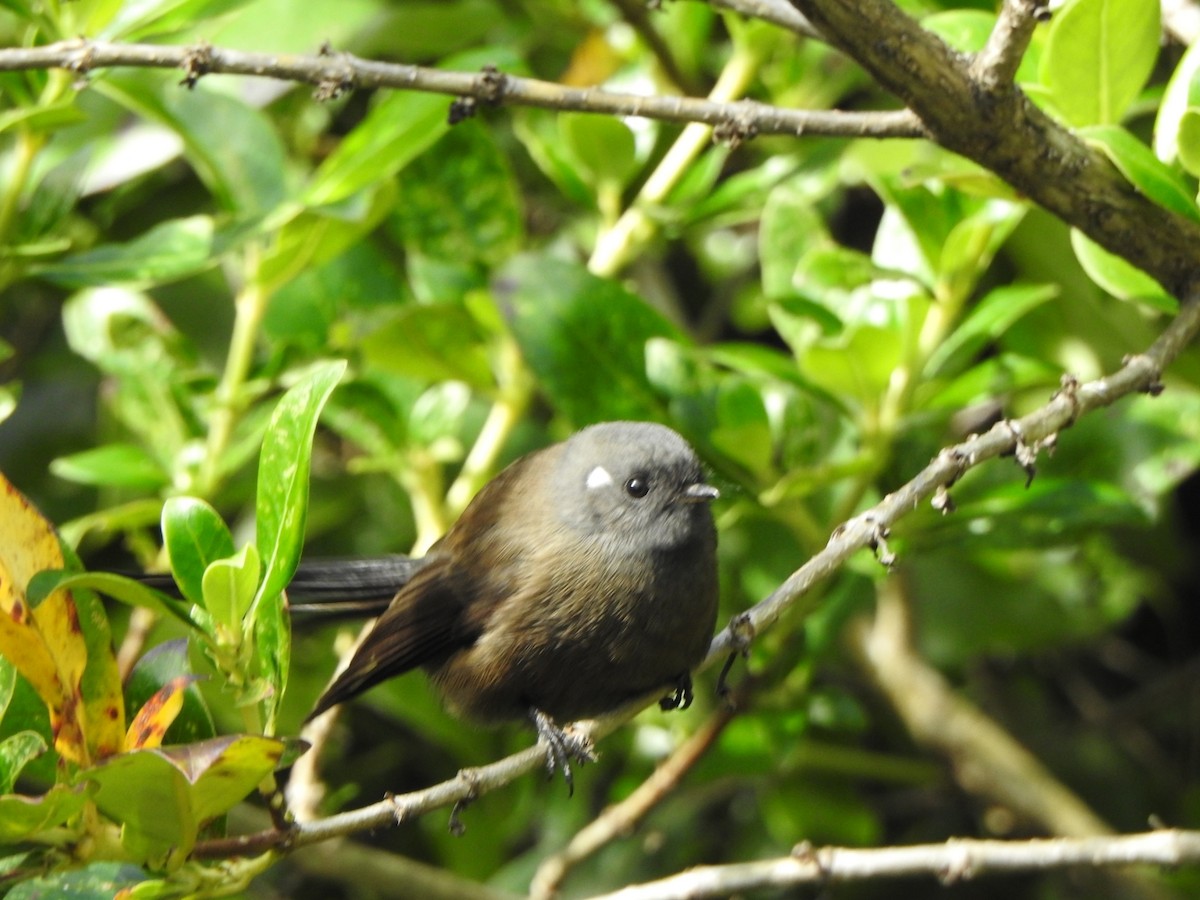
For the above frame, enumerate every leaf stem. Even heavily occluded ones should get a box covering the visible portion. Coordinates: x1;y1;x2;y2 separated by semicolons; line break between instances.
199;244;268;496
588;31;766;278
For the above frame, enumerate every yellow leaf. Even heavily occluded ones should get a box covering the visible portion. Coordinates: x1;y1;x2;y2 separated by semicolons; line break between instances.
125;676;197;750
0;475;91;765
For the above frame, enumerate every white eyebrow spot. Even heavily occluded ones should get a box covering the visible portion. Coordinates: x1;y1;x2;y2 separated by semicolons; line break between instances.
586;465;614;489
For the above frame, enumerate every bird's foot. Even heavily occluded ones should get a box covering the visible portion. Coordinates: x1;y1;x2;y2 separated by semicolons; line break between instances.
659;672;694;711
530;709;596;796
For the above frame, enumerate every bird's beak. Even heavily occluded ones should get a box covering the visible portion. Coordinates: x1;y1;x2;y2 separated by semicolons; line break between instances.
683;482;719;503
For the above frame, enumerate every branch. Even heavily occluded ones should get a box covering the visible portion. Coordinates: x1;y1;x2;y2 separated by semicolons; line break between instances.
853;577;1112;838
584;830;1200;899
851;578;1172;900
971;0;1047;88
530;686;746;899
707;294;1200;664
791;0;1200;297
705;0;821;37
0;40;922;139
191;294;1200;862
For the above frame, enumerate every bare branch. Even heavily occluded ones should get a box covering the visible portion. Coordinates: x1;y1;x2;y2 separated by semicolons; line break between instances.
0;40;922;139
971;0;1048;88
853;577;1112;838
704;0;821;37
530;695;743;899
584;830;1200;899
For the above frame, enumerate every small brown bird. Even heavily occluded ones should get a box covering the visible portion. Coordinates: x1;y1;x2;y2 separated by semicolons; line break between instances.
307;421;720;787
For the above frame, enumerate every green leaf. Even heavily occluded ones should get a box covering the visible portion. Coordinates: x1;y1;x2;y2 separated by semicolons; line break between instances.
407;382;473;455
82;739;250;868
305;47;519;207
35;216;216;289
252;588;290;737
49;443;169;490
0;785;91;845
253;360;347;610
1153;39;1200;172
495;254;684;423
925;283;1060;378
202;544;260;635
0;655;13;717
263;241;409;349
0;101;86;139
60;289;195;463
711;378;774;477
800;325;903;406
26;570;192;628
162;497;236;608
391;120;524;275
98;0;258;41
361;302;494;388
937;199;1026;303
0;731;47;795
1176;109;1200;176
912;535;1148;665
759;180;829;299
96;75;286;215
320;379;407;460
558;112;639;188
921;352;1061;411
257;184;398;299
1080;125;1200;222
83;735;290;865
69;580;128;763
1040;0;1160;126
513;110;595;207
372;0;503;57
5;861;148;900
124;640;215;749
1070;229;1176;313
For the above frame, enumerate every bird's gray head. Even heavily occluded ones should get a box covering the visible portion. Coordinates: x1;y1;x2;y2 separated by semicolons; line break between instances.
553;421;718;549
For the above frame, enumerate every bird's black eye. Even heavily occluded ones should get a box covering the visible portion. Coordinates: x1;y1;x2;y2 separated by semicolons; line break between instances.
625;475;650;498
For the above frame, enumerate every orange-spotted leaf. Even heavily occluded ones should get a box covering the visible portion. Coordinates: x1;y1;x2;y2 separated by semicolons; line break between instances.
0;474;91;766
0;575;87;767
125;676;200;750
0;599;64;709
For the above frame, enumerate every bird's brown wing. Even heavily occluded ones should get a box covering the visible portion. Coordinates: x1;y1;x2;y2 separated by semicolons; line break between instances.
306;557;481;720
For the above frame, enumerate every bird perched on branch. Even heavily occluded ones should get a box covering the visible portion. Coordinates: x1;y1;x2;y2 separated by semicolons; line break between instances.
307;421;720;790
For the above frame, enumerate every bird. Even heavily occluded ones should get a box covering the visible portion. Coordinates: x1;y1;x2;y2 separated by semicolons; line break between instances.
306;421;720;789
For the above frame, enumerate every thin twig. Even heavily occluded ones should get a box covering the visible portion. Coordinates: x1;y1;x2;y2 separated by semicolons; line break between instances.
0;40;922;139
583;830;1200;899
706;295;1200;663
852;576;1112;838
971;0;1047;88
609;0;701;95
530;691;746;898
706;0;822;38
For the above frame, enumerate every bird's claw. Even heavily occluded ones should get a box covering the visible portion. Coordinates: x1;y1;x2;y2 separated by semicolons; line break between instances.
531;709;596;796
658;673;694;711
